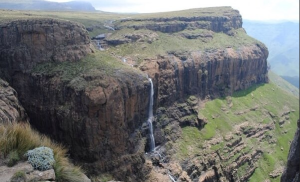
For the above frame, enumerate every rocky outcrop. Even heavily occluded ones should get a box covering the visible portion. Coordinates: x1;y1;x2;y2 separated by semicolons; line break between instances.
9;68;151;180
116;7;242;34
0;79;27;123
140;44;269;107
0;19;151;181
0;19;92;81
0;8;270;181
281;119;300;182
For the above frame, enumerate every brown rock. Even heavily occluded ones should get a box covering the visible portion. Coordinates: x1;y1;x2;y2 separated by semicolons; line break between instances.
117;7;242;35
0;19;92;81
0;79;27;123
25;169;56;181
140;45;268;107
0;162;33;182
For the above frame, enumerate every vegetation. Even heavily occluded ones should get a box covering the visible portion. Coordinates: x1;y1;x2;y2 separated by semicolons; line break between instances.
106;28;260;64
32;51;141;85
7;150;20;167
174;81;299;181
0;122;86;182
25;146;55;171
268;71;299;97
10;171;26;182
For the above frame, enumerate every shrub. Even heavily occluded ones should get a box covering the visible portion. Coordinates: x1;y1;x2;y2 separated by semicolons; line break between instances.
7;150;20;167
10;171;26;182
0;122;86;182
25;147;55;171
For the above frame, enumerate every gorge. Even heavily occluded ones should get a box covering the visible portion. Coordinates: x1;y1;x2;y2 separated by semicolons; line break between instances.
0;6;299;182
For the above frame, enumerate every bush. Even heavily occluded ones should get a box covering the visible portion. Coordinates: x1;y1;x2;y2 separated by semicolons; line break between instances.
7;150;20;167
25;146;55;171
10;171;26;182
0;122;86;182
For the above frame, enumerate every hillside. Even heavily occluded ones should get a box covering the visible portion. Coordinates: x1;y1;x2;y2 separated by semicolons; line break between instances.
268;71;299;98
243;20;299;87
0;7;298;182
0;0;96;11
167;81;299;182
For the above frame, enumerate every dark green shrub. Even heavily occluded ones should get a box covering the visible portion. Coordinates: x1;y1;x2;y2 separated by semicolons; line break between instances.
7;150;20;167
10;171;26;182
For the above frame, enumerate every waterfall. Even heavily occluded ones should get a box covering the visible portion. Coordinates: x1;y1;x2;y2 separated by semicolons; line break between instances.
122;58;127;63
147;77;155;151
95;40;104;51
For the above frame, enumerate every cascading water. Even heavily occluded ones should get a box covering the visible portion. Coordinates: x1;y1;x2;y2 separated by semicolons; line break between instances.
147;77;155;152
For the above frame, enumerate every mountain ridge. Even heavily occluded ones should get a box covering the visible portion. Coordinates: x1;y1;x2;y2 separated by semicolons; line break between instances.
0;0;96;11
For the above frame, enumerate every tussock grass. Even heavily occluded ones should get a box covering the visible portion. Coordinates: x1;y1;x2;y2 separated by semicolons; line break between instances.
0;122;86;182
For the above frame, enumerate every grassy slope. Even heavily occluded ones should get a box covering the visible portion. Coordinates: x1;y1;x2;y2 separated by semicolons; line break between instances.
107;28;259;63
174;78;299;181
269;71;299;97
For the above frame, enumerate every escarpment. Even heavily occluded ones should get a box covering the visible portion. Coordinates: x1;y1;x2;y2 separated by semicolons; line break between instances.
281;119;300;182
0;18;152;180
0;7;273;182
116;7;242;34
0;19;92;81
140;44;268;107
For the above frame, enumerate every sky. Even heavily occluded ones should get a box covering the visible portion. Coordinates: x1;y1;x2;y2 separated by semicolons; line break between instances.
46;0;299;21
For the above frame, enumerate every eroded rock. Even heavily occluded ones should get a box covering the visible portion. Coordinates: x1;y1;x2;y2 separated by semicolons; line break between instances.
0;79;27;123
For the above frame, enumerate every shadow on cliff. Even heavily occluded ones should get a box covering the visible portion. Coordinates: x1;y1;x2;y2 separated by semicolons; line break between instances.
232;83;266;98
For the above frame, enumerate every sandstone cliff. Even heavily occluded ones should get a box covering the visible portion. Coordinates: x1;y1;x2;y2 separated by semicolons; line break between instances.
281;119;300;182
0;18;151;181
0;19;92;81
140;44;268;107
116;7;242;35
0;7;271;181
0;79;27;123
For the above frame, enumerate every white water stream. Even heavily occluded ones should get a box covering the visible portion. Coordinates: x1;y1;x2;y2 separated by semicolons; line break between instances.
147;77;155;151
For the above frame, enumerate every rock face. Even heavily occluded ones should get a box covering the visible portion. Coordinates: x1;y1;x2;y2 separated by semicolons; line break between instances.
0;19;92;81
116;7;242;35
281;119;300;182
0;8;270;181
140;44;269;107
0;79;27;123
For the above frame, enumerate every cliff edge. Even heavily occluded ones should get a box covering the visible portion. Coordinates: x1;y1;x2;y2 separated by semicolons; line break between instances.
0;7;271;181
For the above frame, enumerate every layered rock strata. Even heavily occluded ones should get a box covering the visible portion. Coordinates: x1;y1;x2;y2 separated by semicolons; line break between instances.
0;19;92;81
140;44;269;107
116;7;242;35
0;19;151;180
0;7;270;181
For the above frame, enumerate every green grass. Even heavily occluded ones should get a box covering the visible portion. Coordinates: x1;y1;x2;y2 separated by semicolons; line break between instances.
268;71;299;98
0;122;87;182
107;28;260;64
32;51;141;85
174;82;299;181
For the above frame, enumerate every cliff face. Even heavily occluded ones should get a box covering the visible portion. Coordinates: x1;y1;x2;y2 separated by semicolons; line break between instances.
0;79;27;123
116;7;242;35
140;44;268;107
0;7;271;181
281;120;300;182
0;19;151;180
0;19;92;81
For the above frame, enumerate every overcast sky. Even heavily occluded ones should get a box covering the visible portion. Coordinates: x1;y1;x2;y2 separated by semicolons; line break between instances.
47;0;299;21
